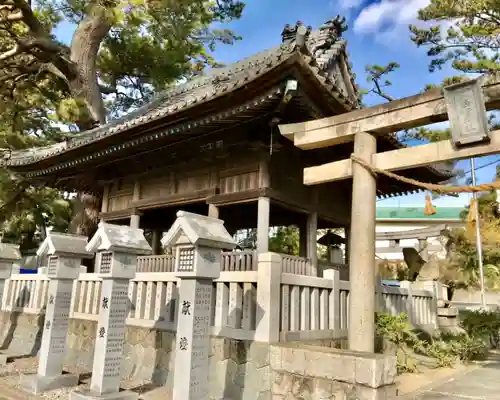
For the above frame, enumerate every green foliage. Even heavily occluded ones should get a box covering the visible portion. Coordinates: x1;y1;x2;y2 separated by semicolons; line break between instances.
0;0;245;248
96;0;245;116
441;189;500;290
375;312;489;373
235;226;331;260
410;0;500;74
460;309;500;347
425;332;487;366
376;259;412;281
375;313;421;372
269;227;300;255
363;62;400;102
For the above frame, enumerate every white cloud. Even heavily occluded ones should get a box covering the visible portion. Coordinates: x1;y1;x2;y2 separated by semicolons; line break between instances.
339;0;364;10
353;0;431;43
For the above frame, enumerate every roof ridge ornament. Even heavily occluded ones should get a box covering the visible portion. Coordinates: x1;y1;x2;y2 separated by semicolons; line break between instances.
312;15;348;54
281;21;312;44
320;15;348;39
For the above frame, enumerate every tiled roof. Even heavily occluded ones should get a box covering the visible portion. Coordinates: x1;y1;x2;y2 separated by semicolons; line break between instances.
37;232;93;258
376;207;463;220
0;243;21;261
87;222;152;255
3;17;359;168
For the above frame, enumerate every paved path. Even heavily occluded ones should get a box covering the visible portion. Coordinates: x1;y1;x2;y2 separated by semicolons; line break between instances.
409;361;500;399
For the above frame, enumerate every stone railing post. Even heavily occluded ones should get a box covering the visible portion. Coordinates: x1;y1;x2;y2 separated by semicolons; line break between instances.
323;268;340;331
161;211;236;400
422;281;440;329
0;244;21;311
70;222;152;400
400;281;414;325
255;252;281;342
20;233;93;394
0;243;21;365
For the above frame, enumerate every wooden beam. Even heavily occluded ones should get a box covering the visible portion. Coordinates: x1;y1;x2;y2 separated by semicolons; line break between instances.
304;129;500;185
279;75;500;150
207;189;267;205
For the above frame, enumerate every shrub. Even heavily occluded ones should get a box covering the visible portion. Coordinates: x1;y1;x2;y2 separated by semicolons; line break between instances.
460;309;500;348
375;312;490;373
375;313;423;373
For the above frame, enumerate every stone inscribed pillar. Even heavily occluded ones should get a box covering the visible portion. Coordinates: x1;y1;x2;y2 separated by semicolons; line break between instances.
0;243;21;366
20;233;93;394
70;223;151;400
161;211;236;400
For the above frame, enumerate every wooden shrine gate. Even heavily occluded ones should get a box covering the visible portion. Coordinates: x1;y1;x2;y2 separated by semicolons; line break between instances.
278;74;500;353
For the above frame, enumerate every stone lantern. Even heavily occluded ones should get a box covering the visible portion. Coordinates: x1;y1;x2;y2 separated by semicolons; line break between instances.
21;233;92;394
161;211;236;400
89;222;152;279
70;222;151;400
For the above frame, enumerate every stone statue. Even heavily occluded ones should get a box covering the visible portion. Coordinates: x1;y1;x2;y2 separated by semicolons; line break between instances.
403;247;440;281
403;248;425;280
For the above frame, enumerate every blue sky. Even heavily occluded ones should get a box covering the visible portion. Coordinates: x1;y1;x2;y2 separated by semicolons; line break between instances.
54;0;499;210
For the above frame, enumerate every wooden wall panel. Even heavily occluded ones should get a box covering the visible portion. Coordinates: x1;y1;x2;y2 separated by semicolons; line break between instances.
107;179;134;212
140;175;175;200
219;170;259;194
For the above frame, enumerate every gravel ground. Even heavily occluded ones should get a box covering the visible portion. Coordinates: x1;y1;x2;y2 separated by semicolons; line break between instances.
0;356;157;400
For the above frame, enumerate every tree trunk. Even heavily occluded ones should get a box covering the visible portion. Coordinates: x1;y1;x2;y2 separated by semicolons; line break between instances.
66;6;110;235
69;6;112;129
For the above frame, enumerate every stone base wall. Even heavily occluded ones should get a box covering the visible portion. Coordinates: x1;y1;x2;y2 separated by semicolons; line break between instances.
0;311;44;356
272;370;397;400
66;318;274;399
0;313;396;400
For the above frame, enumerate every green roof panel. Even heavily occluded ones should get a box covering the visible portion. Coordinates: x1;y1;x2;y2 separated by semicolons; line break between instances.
376;207;463;220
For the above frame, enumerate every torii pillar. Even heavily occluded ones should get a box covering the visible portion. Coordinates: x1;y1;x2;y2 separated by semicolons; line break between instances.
348;132;377;353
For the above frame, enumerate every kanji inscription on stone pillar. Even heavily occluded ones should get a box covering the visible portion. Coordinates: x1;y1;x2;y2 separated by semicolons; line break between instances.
69;223;152;400
20;233;92;394
161;211;236;400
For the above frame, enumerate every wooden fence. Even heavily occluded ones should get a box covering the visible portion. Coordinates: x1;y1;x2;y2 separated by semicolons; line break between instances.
0;253;437;342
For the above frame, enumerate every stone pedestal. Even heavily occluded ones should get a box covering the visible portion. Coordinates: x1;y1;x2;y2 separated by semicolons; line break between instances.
20;233;92;394
70;223;151;400
161;211;236;400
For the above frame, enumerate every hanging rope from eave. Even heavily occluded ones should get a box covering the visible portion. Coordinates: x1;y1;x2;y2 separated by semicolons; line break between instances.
350;155;500;194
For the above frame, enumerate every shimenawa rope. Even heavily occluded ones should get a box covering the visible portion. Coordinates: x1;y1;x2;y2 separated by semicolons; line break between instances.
350;155;500;194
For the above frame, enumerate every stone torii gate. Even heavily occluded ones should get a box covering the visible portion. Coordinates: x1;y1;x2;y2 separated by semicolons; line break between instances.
279;75;500;353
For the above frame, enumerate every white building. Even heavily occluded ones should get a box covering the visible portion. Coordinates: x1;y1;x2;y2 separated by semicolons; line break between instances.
375;207;464;262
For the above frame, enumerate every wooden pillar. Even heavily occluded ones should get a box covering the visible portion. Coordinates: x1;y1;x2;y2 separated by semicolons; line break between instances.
348;131;377;353
208;204;219;219
307;212;318;276
101;184;109;214
100;184;109;223
257;157;271;253
259;158;270;188
130;212;140;229
152;230;162;255
257;197;270;253
299;221;307;257
130;180;141;229
344;224;350;265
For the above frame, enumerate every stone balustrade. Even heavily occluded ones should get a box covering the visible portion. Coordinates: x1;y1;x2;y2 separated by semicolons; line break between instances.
0;261;437;342
136;250;348;277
